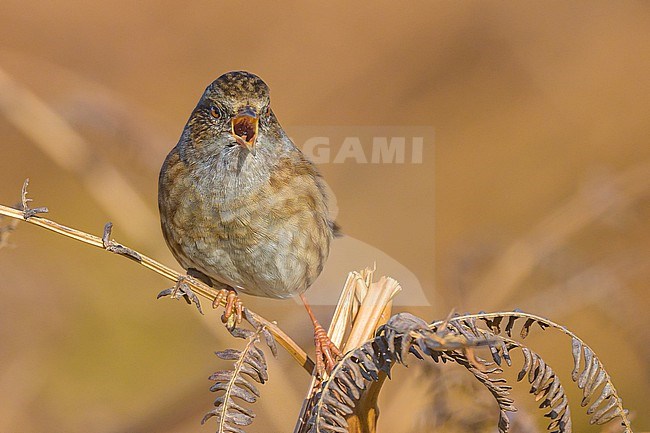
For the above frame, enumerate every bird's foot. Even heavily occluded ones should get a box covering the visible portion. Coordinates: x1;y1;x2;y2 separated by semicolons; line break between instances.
313;321;342;378
212;288;243;327
157;276;203;314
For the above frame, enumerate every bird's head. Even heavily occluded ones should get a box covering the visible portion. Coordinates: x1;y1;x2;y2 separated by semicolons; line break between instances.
188;71;274;156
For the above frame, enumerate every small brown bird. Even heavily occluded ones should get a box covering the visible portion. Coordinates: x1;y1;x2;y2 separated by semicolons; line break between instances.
158;71;340;373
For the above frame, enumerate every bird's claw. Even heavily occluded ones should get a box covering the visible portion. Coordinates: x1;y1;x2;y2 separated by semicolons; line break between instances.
313;322;342;378
212;288;243;327
157;276;203;314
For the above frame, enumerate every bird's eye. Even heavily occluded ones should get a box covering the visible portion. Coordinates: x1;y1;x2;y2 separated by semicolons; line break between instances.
209;106;221;119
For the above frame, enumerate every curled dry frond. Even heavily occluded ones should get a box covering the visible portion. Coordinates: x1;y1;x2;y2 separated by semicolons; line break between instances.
307;311;634;433
202;326;270;433
518;346;571;432
443;348;516;433
571;338;630;428
305;312;492;433
446;312;633;433
444;316;571;432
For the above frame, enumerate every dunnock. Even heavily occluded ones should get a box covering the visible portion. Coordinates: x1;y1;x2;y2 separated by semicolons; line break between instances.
159;71;340;373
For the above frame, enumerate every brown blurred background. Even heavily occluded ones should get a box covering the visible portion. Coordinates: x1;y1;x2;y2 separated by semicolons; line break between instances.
0;2;648;432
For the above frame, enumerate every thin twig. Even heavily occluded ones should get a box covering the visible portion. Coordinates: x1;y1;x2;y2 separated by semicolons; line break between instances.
19;178;48;219
0;201;314;374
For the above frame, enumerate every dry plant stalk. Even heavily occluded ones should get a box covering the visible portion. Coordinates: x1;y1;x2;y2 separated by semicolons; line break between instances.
294;268;402;433
339;275;400;433
0;183;314;373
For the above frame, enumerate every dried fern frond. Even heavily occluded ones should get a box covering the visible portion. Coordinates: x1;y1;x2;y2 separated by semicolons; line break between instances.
409;363;540;433
306;311;634;433
443;348;516;433
202;326;270;433
518;346;571;431
570;338;630;427
442;312;633;433
438;318;571;432
305;312;491;433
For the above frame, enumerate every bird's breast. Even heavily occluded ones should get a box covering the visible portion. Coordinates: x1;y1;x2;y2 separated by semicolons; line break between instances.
159;148;332;299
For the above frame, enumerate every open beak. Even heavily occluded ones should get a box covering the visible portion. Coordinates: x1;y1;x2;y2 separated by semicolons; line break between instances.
231;107;258;154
